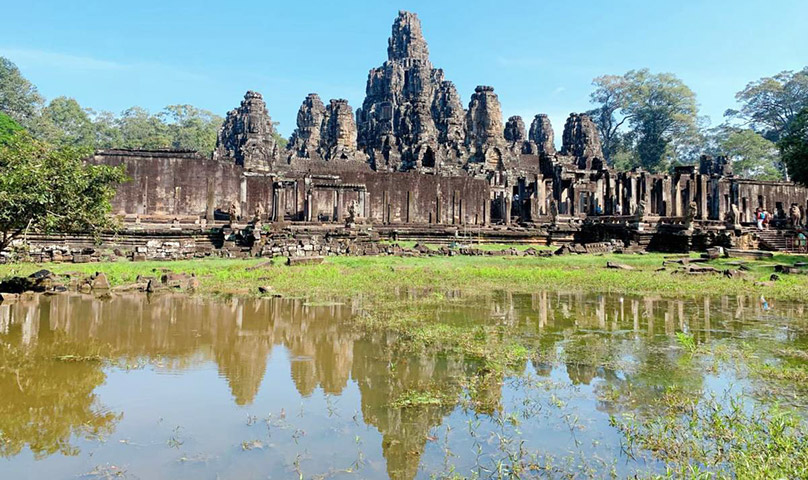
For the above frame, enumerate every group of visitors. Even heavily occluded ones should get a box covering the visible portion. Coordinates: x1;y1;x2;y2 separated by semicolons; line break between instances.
754;207;771;230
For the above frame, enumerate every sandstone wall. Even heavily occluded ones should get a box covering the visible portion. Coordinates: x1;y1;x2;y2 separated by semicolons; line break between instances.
93;150;246;218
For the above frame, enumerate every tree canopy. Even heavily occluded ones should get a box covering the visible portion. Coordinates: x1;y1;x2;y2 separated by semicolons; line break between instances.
588;69;700;173
704;126;782;181
0;57;224;156
0;58;44;128
727;68;808;142
0;112;23;145
0;133;128;252
779;108;808;186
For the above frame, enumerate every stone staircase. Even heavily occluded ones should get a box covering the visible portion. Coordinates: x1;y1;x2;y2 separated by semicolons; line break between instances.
755;228;803;253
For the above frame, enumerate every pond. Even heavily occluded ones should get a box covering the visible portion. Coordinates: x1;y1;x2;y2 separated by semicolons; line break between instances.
0;291;806;479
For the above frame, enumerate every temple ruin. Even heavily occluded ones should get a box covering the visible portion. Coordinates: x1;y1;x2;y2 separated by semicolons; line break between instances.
69;11;808;258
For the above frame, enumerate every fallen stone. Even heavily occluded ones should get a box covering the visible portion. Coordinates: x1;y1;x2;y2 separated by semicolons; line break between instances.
161;272;190;288
726;249;773;259
701;247;724;260
246;260;274;271
686;264;719;274
29;269;53;280
774;265;807;274
112;283;147;293
91;272;110;290
286;256;324;266
145;279;164;293
770;273;781;282
606;262;634;270
258;285;273;294
723;269;745;279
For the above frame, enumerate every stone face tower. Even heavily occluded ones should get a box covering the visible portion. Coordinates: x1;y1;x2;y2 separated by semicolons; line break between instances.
466;86;507;169
289;93;326;159
528;114;556;158
357;10;467;172
560;113;604;170
214;91;280;172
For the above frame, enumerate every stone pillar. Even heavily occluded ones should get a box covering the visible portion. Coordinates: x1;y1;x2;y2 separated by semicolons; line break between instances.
673;178;682;217
628;176;637;216
504;194;512;225
537;178;546;216
240;177;248;220
698;175;708;220
336;189;343;223
206;178;215;221
661;177;671;217
716;180;726;222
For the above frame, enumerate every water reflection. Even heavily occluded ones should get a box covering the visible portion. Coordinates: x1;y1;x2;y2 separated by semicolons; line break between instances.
0;290;805;479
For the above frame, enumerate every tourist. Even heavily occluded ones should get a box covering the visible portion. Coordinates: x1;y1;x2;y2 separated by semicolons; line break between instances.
797;228;807;252
755;208;764;230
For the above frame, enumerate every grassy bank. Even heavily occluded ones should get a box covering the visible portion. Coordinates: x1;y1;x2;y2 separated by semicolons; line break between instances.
1;250;807;300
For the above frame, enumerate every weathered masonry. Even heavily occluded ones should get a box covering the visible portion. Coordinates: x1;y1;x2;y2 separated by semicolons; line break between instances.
89;11;808;252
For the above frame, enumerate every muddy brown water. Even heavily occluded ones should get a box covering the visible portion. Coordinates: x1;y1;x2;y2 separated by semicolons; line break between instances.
0;291;806;479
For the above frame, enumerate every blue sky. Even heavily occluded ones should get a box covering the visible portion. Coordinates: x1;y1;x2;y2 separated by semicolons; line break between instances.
2;0;807;139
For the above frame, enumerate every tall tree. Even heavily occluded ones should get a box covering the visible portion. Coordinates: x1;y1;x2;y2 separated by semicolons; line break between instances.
588;74;630;164
727;68;808;142
0;57;44;127
589;69;700;172
31;97;96;148
705;126;782;180
90;110;123;149
159;104;222;154
0;132;127;252
779;107;808;186
115;106;171;150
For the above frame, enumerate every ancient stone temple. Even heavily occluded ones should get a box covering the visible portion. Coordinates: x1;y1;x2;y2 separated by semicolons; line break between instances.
86;10;808;255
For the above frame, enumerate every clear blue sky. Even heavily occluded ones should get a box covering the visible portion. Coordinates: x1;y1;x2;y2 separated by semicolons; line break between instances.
2;0;806;139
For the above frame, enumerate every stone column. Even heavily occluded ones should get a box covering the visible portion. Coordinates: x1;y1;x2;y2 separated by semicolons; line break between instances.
336;189;343;223
698;175;708;219
672;178;682;217
661;177;671;217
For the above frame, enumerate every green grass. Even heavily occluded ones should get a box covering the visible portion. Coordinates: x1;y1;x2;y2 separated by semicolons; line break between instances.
2;251;807;300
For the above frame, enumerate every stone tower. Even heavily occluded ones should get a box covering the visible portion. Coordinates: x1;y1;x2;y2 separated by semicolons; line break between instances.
356;10;467;172
560;113;603;170
214;91;280;172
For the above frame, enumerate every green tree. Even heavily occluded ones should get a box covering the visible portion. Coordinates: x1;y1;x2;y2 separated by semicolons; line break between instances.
0;132;127;252
0;57;44;127
589;69;700;172
0;112;23;145
116;106;171;150
30;97;96;148
706;126;782;180
588;74;630;164
159;104;223;154
727;68;808;142
779;108;808;185
90;110;123;149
